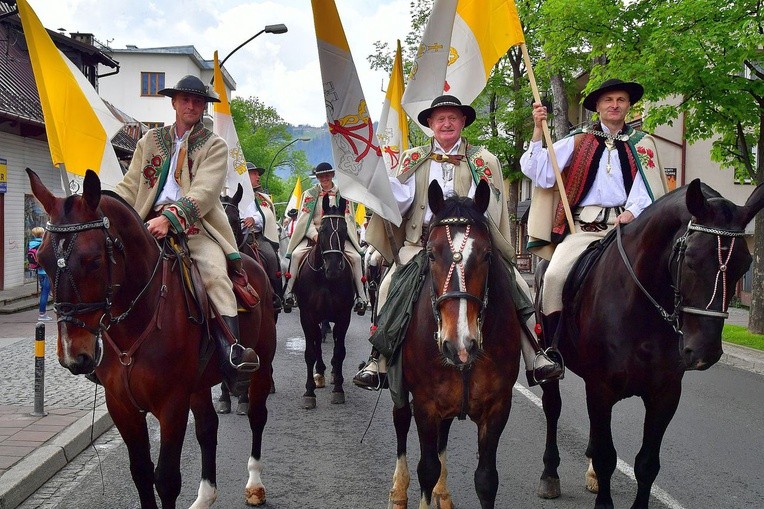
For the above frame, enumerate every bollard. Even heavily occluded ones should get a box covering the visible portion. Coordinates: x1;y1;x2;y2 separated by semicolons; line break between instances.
31;322;47;417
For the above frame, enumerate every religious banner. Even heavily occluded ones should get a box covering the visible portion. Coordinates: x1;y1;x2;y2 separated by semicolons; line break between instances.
375;40;409;175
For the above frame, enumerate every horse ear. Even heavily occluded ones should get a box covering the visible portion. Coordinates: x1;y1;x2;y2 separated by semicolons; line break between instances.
322;192;331;213
741;181;764;226
82;169;101;211
685;178;709;220
428;180;444;215
474;179;490;215
338;197;347;214
233;183;243;204
26;168;57;214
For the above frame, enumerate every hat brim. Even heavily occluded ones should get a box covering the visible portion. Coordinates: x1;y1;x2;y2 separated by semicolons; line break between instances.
158;87;221;103
313;169;335;175
417;103;476;128
583;82;643;112
247;167;266;175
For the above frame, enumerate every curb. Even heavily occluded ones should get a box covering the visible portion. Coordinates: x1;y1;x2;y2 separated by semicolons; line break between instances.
0;404;113;509
720;341;764;376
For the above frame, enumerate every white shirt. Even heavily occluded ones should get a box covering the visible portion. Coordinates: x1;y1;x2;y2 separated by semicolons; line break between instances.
155;128;190;206
243;199;265;232
519;124;652;218
389;138;477;225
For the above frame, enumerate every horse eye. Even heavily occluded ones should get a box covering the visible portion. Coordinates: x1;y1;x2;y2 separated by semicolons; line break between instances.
427;250;435;261
484;251;493;262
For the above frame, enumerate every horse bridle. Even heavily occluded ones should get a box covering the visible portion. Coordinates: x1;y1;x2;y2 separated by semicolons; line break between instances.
428;217;490;349
617;220;747;335
308;214;346;272
46;215;162;367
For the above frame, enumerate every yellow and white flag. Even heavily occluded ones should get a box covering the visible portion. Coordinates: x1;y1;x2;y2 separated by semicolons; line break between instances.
213;51;255;216
402;0;526;134
311;0;402;226
285;178;303;213
18;0;123;191
375;40;409;176
354;203;367;226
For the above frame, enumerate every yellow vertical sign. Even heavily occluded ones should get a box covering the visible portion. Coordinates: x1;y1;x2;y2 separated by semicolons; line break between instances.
0;158;7;193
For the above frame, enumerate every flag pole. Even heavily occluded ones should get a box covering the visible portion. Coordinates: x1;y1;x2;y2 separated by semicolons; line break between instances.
520;43;576;234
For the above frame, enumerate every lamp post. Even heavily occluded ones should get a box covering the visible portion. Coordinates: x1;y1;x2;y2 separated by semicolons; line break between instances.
219;24;288;68
265;138;310;193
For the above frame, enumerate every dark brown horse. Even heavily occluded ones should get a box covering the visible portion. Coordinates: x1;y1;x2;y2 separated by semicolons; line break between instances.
294;194;355;409
388;180;521;509
535;179;764;509
27;169;276;508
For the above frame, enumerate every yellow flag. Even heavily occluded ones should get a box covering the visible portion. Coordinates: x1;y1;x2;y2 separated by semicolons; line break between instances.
285;178;303;213
375;40;409;175
17;0;122;186
354;203;367;226
212;51;255;215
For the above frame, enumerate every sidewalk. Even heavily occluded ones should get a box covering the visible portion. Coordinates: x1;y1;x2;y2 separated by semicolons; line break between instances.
0;285;761;509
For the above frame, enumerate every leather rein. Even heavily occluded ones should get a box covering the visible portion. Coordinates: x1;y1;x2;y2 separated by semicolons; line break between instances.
616;220;747;336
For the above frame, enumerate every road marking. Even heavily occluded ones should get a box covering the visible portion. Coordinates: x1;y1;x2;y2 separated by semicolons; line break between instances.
514;382;688;509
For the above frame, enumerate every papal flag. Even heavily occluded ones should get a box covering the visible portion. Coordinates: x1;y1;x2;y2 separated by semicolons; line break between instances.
375;40;409;175
402;0;525;134
213;51;255;215
311;0;402;226
285;178;303;213
354;203;366;226
18;0;124;191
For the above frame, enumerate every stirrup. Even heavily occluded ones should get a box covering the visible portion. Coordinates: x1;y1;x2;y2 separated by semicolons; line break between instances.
530;349;565;385
352;358;387;391
230;343;260;373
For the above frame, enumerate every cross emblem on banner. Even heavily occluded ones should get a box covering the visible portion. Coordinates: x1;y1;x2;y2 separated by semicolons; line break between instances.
328;100;382;164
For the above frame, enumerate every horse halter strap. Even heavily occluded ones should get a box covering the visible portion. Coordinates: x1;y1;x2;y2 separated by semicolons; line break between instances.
320;214;346;256
429;217;489;348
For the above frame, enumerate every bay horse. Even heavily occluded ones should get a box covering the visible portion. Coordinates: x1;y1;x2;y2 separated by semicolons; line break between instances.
27;169;276;508
294;193;355;409
388;180;521;509
534;178;764;509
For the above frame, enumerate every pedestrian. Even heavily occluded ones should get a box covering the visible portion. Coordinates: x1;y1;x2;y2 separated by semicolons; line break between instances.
113;74;259;396
29;226;51;321
520;78;668;345
354;95;563;390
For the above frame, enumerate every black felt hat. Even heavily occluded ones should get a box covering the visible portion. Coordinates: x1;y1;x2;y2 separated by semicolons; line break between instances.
287;208;298;218
417;95;476;128
583;79;644;112
313;162;334;175
158;75;220;103
246;162;265;175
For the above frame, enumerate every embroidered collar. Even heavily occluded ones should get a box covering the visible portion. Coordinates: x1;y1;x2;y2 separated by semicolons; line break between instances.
582;124;633;143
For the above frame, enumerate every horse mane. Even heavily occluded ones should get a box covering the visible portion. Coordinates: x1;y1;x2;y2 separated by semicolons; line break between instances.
636;181;722;225
101;190;146;223
430;194;488;229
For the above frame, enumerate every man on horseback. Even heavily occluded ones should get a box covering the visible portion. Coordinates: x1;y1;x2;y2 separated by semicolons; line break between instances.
521;79;667;344
114;75;259;395
282;162;368;314
353;95;563;390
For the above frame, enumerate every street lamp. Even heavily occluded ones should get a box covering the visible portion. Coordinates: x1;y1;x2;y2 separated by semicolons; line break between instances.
265;138;310;192
219;24;288;68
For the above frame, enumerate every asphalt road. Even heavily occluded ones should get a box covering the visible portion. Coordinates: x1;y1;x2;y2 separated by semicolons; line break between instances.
19;307;764;509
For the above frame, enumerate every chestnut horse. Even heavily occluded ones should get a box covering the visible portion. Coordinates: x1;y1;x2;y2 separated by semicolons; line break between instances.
27;169;276;508
534;179;764;508
388;180;521;509
294;194;355;409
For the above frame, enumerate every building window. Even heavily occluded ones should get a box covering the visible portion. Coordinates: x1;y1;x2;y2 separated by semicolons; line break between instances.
144;122;165;129
141;72;165;96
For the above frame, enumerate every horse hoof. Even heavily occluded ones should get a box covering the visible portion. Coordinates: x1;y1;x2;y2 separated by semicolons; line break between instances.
331;391;345;404
314;373;326;388
537;476;561;499
433;492;453;509
236;402;249;415
216;400;231;414
245;484;266;506
586;461;599;493
303;396;316;409
387;498;407;509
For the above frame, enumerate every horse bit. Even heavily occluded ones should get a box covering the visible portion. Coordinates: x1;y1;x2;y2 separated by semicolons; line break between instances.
617;220;747;335
429;217;490;350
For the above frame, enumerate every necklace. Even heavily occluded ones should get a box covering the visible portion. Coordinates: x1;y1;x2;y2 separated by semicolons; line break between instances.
441;161;455;184
583;126;631;174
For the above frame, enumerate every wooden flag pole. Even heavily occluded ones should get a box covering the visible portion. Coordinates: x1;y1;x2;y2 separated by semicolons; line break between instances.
520;43;576;234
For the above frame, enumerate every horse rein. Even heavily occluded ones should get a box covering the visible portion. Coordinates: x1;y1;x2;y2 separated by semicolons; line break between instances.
428;217;490;350
616;220;746;335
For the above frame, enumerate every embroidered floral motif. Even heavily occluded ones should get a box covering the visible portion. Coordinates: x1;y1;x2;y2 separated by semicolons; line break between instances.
411;153;421;161
475;157;485;167
636;146;656;168
187;225;200;235
142;155;162;188
260;200;269;207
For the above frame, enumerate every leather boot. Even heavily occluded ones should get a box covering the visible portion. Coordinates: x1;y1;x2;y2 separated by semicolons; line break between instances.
524;312;564;386
216;315;260;397
352;351;388;391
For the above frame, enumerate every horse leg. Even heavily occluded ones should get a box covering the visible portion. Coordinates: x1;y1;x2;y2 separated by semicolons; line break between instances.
631;383;681;509
302;318;321;409
432;419;454;509
314;322;328;388
188;389;219;509
389;402;412;509
244;359;272;505
110;404;158;508
586;384;617;509
413;407;441;508
538;380;563;498
216;383;232;414
154;401;192;509
474;406;511;509
329;318;349;404
236;390;250;415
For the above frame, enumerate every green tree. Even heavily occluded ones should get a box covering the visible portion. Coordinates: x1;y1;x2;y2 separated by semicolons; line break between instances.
230;96;311;212
539;0;764;332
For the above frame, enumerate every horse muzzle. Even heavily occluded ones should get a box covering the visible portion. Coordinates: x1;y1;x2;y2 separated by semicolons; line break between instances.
58;328;104;375
681;344;722;371
436;332;480;367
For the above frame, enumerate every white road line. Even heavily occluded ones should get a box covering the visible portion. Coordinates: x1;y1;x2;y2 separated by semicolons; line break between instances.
513;382;687;509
